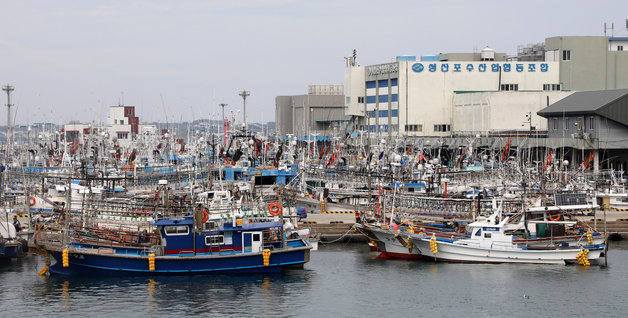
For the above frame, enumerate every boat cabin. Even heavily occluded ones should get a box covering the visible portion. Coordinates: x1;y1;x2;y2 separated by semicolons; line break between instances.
154;218;283;256
466;222;513;248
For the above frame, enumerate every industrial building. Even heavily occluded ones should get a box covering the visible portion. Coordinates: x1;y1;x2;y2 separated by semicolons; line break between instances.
274;34;628;171
275;85;346;138
537;88;628;172
343;35;628;140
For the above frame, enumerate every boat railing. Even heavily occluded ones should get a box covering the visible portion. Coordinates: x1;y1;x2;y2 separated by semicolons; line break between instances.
178;249;195;256
216;247;235;255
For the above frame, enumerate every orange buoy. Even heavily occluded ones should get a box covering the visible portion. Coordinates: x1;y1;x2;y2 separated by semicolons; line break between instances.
548;211;562;221
268;202;282;216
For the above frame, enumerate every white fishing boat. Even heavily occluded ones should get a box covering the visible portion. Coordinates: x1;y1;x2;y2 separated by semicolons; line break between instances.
406;211;604;265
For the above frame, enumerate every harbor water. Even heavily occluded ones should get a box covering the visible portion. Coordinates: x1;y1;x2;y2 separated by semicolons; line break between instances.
2;242;628;317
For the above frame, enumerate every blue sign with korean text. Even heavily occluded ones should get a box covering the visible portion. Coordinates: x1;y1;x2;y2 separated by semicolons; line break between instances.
412;63;549;73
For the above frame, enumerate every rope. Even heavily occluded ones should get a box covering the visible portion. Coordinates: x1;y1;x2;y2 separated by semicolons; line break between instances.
319;226;358;245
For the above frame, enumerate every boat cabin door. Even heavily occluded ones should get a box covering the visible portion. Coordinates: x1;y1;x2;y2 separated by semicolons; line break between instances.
242;231;263;253
478;226;498;248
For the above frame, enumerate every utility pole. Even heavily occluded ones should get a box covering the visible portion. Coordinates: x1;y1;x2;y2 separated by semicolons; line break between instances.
239;90;250;132
3;84;15;155
219;103;228;146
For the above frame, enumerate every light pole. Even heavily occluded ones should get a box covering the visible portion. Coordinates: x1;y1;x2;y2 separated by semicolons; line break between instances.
3;84;14;154
219;103;228;146
575;119;584;171
239;90;250;132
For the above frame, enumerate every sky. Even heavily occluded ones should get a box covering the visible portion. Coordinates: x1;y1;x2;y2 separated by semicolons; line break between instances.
1;0;627;126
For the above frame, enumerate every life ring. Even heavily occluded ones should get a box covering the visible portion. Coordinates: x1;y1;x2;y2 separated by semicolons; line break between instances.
548;211;562;221
268;202;282;216
29;196;36;207
202;209;209;223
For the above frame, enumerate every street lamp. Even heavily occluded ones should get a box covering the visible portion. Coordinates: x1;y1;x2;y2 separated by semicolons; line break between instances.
239;90;250;132
219;103;228;146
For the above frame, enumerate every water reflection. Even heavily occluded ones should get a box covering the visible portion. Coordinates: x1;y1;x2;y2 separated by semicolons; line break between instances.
3;244;628;317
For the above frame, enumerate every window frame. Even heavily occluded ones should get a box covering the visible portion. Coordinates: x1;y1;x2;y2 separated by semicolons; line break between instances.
164;225;190;236
205;235;225;245
500;84;519;91
562;50;571;61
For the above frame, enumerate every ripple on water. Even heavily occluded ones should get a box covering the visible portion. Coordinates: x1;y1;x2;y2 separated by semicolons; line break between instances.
2;242;628;317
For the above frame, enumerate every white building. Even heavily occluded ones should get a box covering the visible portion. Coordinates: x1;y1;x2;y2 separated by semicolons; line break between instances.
107;105;139;142
344;48;567;138
63;105;151;147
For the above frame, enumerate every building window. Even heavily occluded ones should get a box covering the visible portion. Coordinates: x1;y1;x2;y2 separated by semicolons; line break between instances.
500;84;519;91
379;95;389;103
391;78;398;86
118;132;129;139
618;46;624;51
366;96;376;103
543;84;561;91
346;97;350;104
589;117;594;130
563;117;569;130
357;96;364;103
378;79;389;87
562;50;571;61
434;124;450;132
366;81;376;89
405;124;422;132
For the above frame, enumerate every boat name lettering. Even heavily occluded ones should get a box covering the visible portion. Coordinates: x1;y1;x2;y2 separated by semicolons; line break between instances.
483;227;499;231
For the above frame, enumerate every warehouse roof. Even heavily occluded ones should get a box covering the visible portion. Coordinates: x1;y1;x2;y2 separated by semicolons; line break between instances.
537;89;628;126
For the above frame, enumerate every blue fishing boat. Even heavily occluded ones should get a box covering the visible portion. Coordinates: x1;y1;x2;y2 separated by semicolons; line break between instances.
37;216;312;276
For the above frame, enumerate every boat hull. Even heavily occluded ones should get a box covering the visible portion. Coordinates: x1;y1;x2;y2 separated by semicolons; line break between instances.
46;247;310;276
0;240;27;259
355;224;427;260
410;236;603;264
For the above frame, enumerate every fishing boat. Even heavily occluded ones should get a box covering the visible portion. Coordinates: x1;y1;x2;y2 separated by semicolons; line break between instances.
355;197;606;262
405;211;604;265
354;222;464;259
35;214;312;276
354;222;424;259
0;221;28;258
